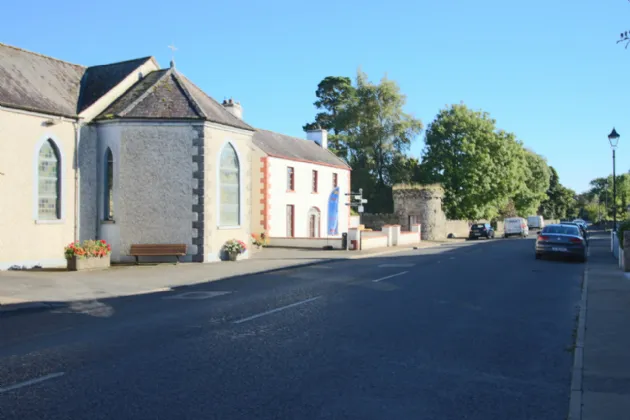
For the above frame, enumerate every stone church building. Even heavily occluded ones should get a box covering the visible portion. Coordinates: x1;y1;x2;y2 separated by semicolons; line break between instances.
0;43;260;267
0;43;349;269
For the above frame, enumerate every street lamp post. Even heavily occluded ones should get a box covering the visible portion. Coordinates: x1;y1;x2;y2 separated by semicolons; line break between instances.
603;182;608;223
608;128;620;229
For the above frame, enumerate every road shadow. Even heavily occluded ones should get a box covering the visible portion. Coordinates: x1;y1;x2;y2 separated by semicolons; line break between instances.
0;242;487;321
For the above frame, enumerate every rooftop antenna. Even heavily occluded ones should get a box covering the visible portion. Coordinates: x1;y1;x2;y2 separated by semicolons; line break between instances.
167;43;177;68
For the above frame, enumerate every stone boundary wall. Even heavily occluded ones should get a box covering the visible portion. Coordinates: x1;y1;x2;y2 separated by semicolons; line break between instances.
363;184;558;241
360;213;402;230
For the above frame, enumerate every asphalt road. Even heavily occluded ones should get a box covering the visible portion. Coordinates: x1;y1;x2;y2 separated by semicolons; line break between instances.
0;235;583;419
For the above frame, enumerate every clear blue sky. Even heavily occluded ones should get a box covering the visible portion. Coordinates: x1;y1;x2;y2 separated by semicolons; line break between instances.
2;0;629;193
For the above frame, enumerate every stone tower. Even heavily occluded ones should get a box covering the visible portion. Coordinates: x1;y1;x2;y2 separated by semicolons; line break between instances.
392;183;447;240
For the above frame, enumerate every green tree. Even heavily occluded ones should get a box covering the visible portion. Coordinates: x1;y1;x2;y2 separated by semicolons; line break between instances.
305;71;423;213
513;150;551;216
539;165;577;220
303;76;355;156
539;166;560;218
586;174;630;220
421;104;526;220
498;199;518;218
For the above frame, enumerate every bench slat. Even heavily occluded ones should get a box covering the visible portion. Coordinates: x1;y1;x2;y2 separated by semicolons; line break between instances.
130;244;187;256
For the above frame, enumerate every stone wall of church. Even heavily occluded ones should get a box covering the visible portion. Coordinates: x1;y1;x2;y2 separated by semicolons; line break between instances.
78;124;99;241
115;123;199;262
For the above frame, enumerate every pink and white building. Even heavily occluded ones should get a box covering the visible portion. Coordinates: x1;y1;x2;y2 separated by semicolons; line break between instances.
251;128;352;249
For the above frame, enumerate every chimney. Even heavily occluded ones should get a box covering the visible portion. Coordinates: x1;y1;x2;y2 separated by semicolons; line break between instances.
222;98;243;120
306;128;328;149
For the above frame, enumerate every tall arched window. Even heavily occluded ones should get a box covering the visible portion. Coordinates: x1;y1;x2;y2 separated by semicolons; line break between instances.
219;143;240;227
104;148;114;220
37;139;61;220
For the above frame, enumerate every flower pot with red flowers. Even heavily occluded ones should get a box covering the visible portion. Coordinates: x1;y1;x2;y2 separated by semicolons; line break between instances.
223;239;247;261
65;239;112;271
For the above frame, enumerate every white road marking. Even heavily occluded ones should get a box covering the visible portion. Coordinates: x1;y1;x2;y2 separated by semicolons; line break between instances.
232;296;321;324
372;271;409;283
377;263;415;268
163;291;232;300
0;372;65;394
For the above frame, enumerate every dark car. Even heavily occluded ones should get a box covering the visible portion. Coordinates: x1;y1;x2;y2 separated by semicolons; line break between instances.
560;222;589;244
535;224;587;262
469;223;495;240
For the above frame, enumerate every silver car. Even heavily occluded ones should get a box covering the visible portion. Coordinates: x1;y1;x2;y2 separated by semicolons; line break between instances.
535;224;587;262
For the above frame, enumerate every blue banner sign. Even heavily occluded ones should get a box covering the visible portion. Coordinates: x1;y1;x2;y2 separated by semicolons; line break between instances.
327;187;340;235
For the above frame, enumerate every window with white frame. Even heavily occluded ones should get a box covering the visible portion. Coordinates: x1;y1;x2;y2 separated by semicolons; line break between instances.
37;139;61;220
219;143;240;226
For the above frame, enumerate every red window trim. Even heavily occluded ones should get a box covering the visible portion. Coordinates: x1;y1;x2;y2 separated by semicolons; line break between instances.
287;204;295;237
287;166;295;191
312;170;318;193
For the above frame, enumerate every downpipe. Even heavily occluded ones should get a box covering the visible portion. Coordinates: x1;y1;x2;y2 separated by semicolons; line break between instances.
73;119;83;243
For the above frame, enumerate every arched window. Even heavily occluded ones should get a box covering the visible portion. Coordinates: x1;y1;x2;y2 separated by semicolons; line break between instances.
307;207;321;238
219;143;240;227
37;139;61;220
104;148;114;220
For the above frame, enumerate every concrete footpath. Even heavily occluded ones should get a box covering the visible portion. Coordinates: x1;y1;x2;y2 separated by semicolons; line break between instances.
0;242;438;314
572;234;630;419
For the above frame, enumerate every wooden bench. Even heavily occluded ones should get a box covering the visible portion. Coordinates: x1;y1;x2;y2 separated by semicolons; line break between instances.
129;244;187;264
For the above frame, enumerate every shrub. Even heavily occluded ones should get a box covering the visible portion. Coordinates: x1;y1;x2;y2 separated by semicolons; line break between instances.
617;220;630;249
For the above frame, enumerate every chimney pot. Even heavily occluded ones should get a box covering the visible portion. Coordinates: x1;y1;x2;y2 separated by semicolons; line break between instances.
222;98;243;120
306;128;328;149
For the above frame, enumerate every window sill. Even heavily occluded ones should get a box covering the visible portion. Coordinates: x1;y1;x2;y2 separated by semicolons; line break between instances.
286;190;295;193
218;225;241;230
34;219;64;225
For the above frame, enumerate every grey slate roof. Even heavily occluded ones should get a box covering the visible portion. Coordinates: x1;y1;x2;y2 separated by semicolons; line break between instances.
0;43;153;118
77;57;154;113
253;129;350;169
96;68;254;131
0;43;85;117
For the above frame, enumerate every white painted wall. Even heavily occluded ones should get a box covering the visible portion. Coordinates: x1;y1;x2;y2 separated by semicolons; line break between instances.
361;234;388;249
267;156;350;239
0;108;77;269
203;123;254;262
398;231;421;246
269;237;343;249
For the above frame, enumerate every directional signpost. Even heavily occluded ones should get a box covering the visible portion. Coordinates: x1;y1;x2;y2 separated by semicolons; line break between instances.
345;188;368;225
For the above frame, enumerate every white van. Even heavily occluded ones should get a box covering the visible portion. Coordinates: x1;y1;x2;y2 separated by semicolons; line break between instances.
504;217;529;238
527;215;545;230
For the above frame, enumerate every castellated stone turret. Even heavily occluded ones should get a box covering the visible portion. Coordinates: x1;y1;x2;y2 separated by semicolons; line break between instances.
392;183;447;241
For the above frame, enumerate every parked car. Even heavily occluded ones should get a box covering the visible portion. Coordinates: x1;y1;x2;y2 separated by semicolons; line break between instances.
535;224;587;262
504;217;529;238
469;223;495;240
573;218;588;227
527;215;545;230
560;221;589;244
